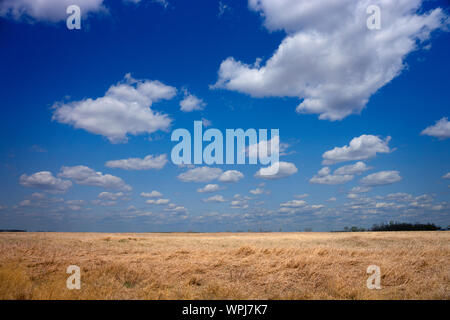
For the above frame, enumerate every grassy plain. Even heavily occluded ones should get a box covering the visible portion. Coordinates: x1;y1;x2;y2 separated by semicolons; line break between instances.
0;231;448;299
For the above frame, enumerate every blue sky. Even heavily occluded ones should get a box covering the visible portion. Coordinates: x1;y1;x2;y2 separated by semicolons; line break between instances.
0;0;449;232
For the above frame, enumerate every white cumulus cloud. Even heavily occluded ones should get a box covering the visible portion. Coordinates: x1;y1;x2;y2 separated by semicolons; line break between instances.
334;161;371;175
19;171;72;194
203;195;226;203
421;117;450;139
58;165;132;191
98;192;125;201
322;135;392;165
52;74;176;143
218;170;244;183
197;184;220;193
179;91;206;112
249;188;264;195
280;200;306;208
146;198;170;205
360;170;402;186
177;167;223;183
140;190;163;198
255;161;298;180
309;167;354;185
212;0;447;120
106;154;167;170
0;0;105;22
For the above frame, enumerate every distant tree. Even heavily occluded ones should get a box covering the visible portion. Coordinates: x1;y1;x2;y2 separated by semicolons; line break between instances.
370;221;440;231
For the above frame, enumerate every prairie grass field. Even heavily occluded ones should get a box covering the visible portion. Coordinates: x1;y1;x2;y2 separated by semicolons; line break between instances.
0;231;448;300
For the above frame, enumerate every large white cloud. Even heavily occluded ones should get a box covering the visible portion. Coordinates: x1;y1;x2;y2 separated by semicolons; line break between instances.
52;74;176;143
105;154;167;170
58;165;132;191
212;0;447;120
421;117;450;139
322;135;391;165
255;161;298;180
360;170;402;186
19;171;72;194
0;0;105;22
309;167;354;185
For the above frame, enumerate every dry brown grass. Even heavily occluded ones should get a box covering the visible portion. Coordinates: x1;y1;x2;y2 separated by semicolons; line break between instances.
0;231;448;300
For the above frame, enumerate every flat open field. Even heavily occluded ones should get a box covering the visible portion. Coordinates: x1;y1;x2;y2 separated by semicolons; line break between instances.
0;232;448;300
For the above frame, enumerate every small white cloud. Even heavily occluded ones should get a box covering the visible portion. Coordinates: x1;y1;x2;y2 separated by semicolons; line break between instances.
349;186;371;193
201;118;212;127
230;200;248;209
98;192;124;201
218;1;230;17
164;205;186;212
58;165;131;191
178;167;223;183
179;90;206;112
294;193;309;199
421;117;450;139
31;192;46;199
140;190;163;198
443;172;450;179
146;198;170;205
360;171;402;186
249;188;264;195
246;135;292;158
322;135;392;165
20;171;72;194
218;170;244;183
334;161;371;175
255;161;297;180
197;184;220;193
280;200;306;208
106;154;167;170
203;195;226;203
309;167;354;185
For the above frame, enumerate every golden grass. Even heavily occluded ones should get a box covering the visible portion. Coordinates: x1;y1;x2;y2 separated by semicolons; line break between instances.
0;231;448;300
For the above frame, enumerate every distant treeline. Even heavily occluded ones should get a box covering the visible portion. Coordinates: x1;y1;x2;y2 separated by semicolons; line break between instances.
342;221;444;232
0;229;27;232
